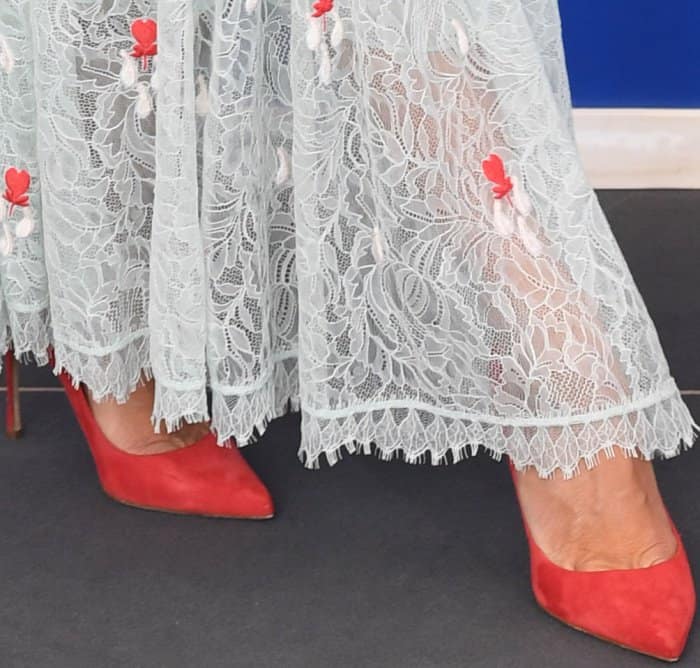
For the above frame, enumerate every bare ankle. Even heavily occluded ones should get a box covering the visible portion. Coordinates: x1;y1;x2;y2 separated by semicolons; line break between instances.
86;378;210;454
513;450;676;571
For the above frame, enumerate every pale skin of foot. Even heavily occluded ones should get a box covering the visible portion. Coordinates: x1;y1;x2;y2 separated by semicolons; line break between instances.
513;447;678;571
87;378;210;455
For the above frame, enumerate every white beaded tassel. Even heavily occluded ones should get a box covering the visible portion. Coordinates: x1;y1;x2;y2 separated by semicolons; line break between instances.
306;15;323;51
15;209;34;238
150;58;161;92
330;9;344;48
492;198;515;236
318;41;332;84
0;35;15;74
0;208;12;256
195;74;210;116
451;18;470;56
517;215;543;256
371;226;385;263
275;146;290;186
135;81;153;118
512;176;532;217
119;49;138;88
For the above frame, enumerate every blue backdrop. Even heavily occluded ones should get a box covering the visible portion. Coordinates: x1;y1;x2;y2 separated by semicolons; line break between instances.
559;2;700;108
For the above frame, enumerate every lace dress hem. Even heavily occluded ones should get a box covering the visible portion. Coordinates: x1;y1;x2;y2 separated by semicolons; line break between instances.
295;388;699;479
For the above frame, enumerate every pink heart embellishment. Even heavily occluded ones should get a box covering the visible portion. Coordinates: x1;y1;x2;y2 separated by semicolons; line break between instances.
131;18;157;51
482;154;507;185
4;168;30;201
482;153;513;199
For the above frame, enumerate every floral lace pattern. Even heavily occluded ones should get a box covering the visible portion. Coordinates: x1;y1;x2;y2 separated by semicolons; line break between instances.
0;0;696;477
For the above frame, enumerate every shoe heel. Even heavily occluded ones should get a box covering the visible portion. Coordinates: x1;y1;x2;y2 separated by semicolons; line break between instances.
4;349;22;438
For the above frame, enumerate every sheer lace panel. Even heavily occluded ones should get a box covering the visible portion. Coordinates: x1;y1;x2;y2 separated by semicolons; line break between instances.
0;0;695;477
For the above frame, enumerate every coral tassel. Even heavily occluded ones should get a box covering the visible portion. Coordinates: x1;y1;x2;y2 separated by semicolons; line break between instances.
4;349;21;438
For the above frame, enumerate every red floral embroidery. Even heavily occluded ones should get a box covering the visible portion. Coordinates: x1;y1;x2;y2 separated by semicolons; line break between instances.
482;153;513;200
311;0;333;17
130;18;158;70
3;168;30;217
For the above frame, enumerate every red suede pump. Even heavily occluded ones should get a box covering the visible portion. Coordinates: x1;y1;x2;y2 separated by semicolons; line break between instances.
5;349;275;517
509;460;695;661
55;369;275;518
4;348;273;518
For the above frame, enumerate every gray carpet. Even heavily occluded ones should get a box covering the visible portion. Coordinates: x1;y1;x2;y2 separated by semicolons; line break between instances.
1;190;699;668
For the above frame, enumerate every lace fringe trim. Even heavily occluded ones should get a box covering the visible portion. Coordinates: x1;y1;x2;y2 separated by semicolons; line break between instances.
50;334;152;404
297;389;700;480
211;355;300;446
0;305;51;367
5;331;697;481
151;381;209;433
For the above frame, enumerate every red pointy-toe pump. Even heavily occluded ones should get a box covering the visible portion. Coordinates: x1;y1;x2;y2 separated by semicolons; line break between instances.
4;349;274;519
508;459;696;662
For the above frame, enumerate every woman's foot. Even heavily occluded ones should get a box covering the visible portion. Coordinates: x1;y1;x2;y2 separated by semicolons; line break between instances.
512;447;677;571
87;378;210;455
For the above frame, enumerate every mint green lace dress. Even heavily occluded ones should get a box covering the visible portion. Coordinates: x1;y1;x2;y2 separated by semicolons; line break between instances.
1;1;696;477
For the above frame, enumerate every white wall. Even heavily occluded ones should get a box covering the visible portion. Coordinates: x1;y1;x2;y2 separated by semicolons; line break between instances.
574;109;700;189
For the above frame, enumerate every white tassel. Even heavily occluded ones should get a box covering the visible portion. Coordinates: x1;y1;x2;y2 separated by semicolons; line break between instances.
245;0;259;14
195;74;210;116
493;198;514;236
512;176;532;217
306;16;323;51
451;19;470;56
15;210;34;238
135;82;153;118
120;49;138;88
0;222;12;256
0;35;15;74
371;226;385;263
275;146;290;186
517;215;543;256
318;41;332;85
330;12;344;49
150;59;160;92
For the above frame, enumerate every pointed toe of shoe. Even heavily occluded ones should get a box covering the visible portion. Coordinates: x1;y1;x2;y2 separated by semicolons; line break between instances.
532;538;696;661
229;480;275;520
509;462;696;661
202;439;276;519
